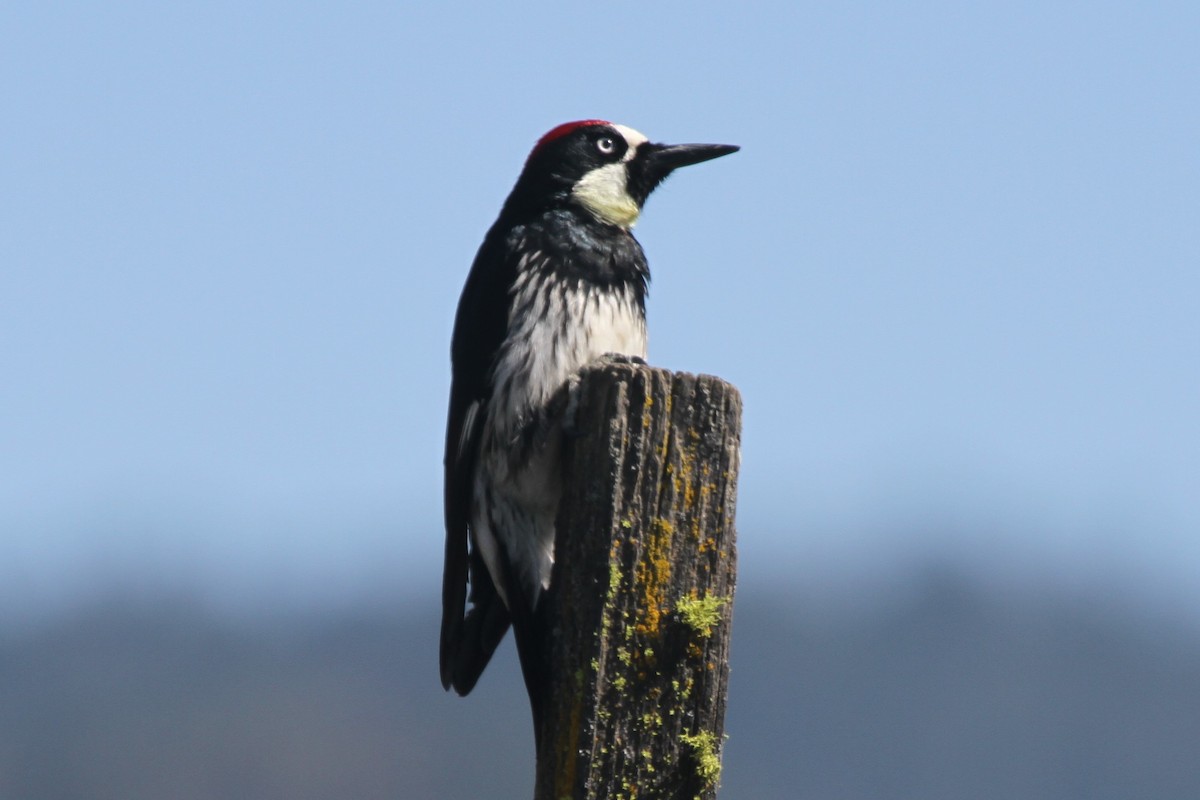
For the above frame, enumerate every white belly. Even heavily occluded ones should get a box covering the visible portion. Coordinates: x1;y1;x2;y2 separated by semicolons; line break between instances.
492;276;647;440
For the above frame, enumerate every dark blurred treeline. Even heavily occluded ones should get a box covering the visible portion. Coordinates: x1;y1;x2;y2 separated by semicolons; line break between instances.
2;569;1198;799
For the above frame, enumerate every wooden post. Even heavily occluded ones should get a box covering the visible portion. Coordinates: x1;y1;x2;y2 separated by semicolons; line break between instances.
534;361;742;800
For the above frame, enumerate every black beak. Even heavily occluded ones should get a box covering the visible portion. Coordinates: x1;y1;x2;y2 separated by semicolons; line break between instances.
628;142;739;206
648;142;740;171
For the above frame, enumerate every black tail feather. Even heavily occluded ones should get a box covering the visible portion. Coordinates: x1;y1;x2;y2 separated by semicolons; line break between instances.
441;550;512;695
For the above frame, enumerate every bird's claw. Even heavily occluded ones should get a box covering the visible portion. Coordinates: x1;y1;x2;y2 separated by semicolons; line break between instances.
598;352;647;366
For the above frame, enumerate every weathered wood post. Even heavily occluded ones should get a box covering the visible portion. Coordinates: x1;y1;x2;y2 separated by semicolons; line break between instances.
533;361;742;800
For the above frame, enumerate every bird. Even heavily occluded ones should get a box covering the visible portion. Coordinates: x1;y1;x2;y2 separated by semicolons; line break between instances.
440;120;738;723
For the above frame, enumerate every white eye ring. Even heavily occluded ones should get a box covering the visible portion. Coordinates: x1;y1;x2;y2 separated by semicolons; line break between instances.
596;136;617;155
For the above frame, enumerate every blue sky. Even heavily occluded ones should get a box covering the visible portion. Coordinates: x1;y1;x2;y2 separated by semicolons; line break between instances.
2;2;1198;621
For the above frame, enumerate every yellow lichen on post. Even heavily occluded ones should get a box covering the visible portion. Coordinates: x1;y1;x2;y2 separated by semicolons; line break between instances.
633;517;675;639
552;686;584;799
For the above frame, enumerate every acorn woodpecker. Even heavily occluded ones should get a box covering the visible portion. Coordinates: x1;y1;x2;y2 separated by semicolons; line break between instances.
440;120;738;709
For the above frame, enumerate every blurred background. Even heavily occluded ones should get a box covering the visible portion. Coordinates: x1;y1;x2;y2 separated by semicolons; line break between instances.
2;2;1198;797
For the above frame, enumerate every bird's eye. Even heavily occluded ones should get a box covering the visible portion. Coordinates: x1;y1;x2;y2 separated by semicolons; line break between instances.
595;136;617;155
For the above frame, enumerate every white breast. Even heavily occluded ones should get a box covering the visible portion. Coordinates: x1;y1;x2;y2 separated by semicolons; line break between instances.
489;265;647;444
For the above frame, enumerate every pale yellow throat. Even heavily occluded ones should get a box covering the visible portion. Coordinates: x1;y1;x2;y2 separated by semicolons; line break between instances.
571;163;640;228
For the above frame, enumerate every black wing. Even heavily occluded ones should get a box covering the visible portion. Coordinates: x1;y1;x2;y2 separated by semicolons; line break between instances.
439;224;520;694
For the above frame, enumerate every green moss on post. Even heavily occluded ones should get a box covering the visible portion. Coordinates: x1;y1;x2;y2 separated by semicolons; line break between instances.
679;730;723;791
676;593;730;637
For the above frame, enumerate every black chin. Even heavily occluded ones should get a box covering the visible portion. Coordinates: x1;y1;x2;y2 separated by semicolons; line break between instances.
628;142;740;205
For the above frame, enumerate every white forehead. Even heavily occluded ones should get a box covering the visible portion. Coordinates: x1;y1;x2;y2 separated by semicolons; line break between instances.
612;124;648;161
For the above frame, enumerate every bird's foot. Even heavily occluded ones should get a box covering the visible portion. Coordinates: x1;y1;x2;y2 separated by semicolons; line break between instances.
597;352;647;366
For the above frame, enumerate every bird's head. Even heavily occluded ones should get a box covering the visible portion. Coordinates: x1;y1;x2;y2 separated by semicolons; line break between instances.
510;120;739;228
